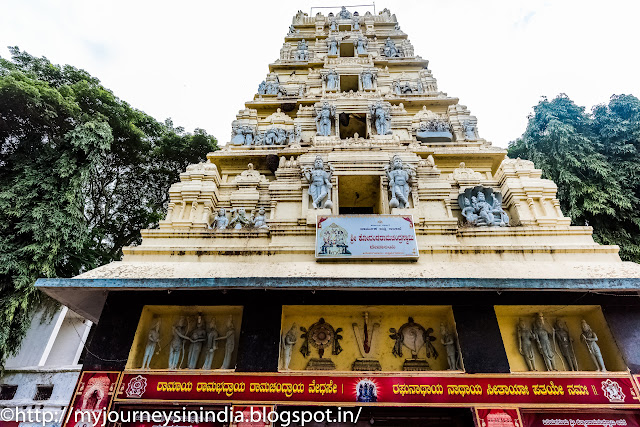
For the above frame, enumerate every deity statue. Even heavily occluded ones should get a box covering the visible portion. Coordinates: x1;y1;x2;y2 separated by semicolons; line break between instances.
315;102;335;136
517;318;536;371
327;37;338;55
383;37;400;57
257;81;266;94
356;36;367;54
458;186;510;227
288;24;297;34
533;313;558;371
141;319;160;369
290;124;302;144
229;208;251;230
361;69;374;90
554;319;578;371
440;322;461;370
264;128;287;145
325;69;339;91
211;208;229;230
302;155;333;209
186;315;206;369
463;120;477;140
581;320;607;372
281;323;298;370
201;318;219;370
221;316;235;369
329;15;337;31
385;154;414;209
352;15;360;30
168;316;190;369
370;101;391;135
416;79;424;94
252;207;269;229
338;6;352;19
295;39;308;61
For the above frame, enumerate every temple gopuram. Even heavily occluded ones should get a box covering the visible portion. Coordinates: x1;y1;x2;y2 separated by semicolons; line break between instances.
38;6;640;427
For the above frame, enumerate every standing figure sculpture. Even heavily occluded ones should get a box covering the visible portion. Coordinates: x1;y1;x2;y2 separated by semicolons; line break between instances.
201;318;219;370
533;313;558;371
327;37;338;55
221;316;236;369
361;70;374;90
211;208;229;230
554;319;578;371
581;320;607;372
141;319;160;369
325;70;339;91
296;39;308;61
282;323;298;370
370;102;391;135
386;155;414;209
463;120;477;140
356;36;367;54
187;315;206;369
168;317;190;369
315;102;335;137
440;322;460;370
302;155;334;209
517;318;536;371
229;208;250;230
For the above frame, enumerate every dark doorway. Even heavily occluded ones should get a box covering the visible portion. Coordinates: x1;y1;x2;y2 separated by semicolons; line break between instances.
339;112;367;139
340;207;374;214
340;41;355;57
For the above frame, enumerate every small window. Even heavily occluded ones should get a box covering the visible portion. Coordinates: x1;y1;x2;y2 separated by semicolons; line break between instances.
340;42;355;57
34;385;54;401
338;24;352;32
0;385;18;400
340;75;359;93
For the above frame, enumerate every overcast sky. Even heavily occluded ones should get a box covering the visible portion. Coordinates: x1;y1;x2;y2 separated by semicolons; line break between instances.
1;0;638;148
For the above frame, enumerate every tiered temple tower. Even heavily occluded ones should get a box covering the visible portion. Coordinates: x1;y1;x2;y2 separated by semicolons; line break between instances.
38;7;640;426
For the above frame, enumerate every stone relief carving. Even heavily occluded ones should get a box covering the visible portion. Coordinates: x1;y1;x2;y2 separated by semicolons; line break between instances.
327;37;338;55
186;315;206;369
141;318;160;369
201;318;219;370
458;186;509;227
389;317;438;371
356;35;367;54
315;102;336;136
581;320;607;372
352;13;361;30
281;323;298;370
231;125;256;145
295;39;308;60
338;6;352;19
211;208;229;230
229;208;251;230
300;318;343;370
383;37;402;57
361;69;375;90
369;101;392;135
554;319;579;371
264;127;288;145
352;312;381;371
251;207;269;229
517;318;536;371
463;120;478;140
440;322;462;370
221;315;235;369
385;154;415;209
451;162;483;182
302;155;334;209
168;317;189;369
533;312;558;371
324;69;339;91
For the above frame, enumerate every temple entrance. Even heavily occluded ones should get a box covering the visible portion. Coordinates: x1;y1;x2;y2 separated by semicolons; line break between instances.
339;112;367;139
338;175;381;214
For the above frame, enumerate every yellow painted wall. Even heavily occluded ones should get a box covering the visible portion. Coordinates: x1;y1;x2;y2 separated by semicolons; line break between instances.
126;305;243;370
280;305;460;372
495;305;627;372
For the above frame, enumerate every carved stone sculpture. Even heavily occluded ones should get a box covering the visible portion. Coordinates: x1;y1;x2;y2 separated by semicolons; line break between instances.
201;318;219;370
231;125;257;145
324;69;339;91
440;322;461;370
264;128;288;145
385;155;414;209
361;69;374;90
295;39;308;61
383;37;400;57
533;313;558;371
458;186;509;227
356;36;367;54
352;15;360;30
352;312;381;371
327;37;338;55
300;317;343;370
389;317;438;371
211;208;229;230
463;120;477;140
370;101;392;135
168;316;189;369
581;320;607;372
338;6;352;19
315;102;335;136
252;208;269;229
187;315;206;369
229;208;250;230
281;323;298;370
329;15;337;31
517;318;536;371
553;319;578;371
141;319;160;369
302;155;333;209
221;315;235;369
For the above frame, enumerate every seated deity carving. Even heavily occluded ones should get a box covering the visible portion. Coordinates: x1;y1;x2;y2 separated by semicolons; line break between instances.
230;125;257;145
229;208;251;230
338;6;352;20
295;39;308;61
251;208;269;229
264;128;288;145
458;186;509;227
383;37;401;57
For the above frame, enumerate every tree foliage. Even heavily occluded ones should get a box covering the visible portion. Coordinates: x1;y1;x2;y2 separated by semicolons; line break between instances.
508;93;640;262
0;47;218;366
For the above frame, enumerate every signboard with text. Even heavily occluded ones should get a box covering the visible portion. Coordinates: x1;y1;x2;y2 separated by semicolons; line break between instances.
116;372;640;408
521;411;640;427
315;215;418;259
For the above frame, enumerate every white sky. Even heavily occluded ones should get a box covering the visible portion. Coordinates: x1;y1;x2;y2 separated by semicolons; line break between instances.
1;0;639;148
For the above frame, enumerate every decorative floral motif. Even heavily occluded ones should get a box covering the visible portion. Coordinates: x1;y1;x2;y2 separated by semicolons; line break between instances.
601;379;626;403
125;375;147;398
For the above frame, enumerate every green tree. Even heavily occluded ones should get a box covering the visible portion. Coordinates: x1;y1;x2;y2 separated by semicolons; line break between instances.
0;47;218;366
508;94;640;261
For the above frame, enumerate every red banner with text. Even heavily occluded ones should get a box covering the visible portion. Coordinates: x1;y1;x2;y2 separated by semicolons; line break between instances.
115;372;640;407
521;411;640;427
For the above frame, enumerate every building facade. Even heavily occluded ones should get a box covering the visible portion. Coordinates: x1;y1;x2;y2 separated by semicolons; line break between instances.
38;6;640;427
